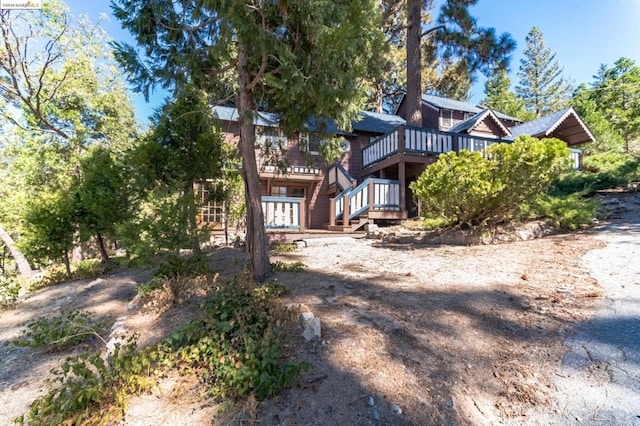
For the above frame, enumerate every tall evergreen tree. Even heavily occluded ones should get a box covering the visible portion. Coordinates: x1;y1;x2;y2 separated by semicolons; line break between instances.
585;58;640;152
112;0;384;282
482;69;534;121
516;26;572;117
405;0;515;125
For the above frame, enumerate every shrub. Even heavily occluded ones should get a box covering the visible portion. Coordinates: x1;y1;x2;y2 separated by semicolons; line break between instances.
9;310;103;352
524;194;600;230
410;136;571;228
136;254;216;307
29;264;71;291
17;337;155;425
270;261;306;272
553;152;640;195
0;275;21;307
158;274;302;400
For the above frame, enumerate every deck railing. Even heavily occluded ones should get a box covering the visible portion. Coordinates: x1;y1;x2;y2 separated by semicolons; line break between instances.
327;162;356;191
361;129;400;168
332;178;401;222
261;196;305;230
362;125;512;169
261;164;321;175
570;148;583;169
404;126;454;154
458;135;507;155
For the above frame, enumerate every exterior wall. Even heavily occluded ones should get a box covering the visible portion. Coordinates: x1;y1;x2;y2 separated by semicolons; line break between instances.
420;105;440;129
468;118;508;139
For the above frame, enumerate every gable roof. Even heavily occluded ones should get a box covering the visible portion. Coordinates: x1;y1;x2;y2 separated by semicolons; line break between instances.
212;105;348;135
418;94;523;123
213;105;406;136
448;108;511;137
510;107;595;145
352;110;406;134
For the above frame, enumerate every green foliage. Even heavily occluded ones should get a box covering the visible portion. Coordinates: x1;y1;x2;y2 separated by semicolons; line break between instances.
270;261;306;272
29;265;72;291
523;194;599;231
0;275;21;307
19;189;75;268
482;69;535;121
9;310;103;352
553;152;640;195
18;337;155;425
74;147;131;260
516;27;572;117
271;243;298;253
577;58;640;152
157;275;302;400
28;259;112;291
136;254;216;307
410;136;571;228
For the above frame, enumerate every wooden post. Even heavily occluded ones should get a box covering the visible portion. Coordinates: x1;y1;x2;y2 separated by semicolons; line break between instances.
299;200;306;232
399;161;406;213
330;198;336;227
343;194;350;228
368;179;375;211
453;134;459;153
398;125;406;155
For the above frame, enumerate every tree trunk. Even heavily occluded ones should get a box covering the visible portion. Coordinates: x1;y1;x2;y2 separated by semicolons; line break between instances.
237;47;272;283
63;251;71;276
0;225;34;277
185;185;202;256
406;0;423;126
96;232;110;263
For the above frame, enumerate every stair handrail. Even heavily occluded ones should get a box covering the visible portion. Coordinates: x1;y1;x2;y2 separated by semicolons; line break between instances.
328;161;356;191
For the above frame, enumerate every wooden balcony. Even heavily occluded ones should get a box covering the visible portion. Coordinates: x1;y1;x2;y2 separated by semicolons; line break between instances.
361;125;511;174
261;196;306;231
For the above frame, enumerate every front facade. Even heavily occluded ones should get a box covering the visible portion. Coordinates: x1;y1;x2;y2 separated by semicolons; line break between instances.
203;95;595;232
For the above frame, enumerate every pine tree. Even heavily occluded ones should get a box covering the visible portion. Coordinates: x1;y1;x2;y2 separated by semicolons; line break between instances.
405;0;515;125
112;0;384;282
482;70;534;121
516;27;572;117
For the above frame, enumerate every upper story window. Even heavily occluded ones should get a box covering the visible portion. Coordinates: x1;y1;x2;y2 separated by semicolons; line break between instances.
195;181;224;225
299;133;327;154
256;125;287;151
440;109;454;129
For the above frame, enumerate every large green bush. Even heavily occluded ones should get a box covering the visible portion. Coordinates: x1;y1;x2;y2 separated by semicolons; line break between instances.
410;136;571;228
553;152;640;195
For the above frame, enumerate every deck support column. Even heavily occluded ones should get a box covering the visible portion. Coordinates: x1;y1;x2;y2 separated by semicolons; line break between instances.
342;194;351;230
399;161;406;213
299;200;306;232
329;198;336;227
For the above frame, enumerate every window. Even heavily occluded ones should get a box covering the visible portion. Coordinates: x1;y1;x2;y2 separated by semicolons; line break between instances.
270;185;306;198
256;126;286;151
270;185;287;197
290;187;306;198
299;133;326;154
195;182;224;225
440;109;454;128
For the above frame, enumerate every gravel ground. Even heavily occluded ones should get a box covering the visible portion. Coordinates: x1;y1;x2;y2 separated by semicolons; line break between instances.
521;193;640;425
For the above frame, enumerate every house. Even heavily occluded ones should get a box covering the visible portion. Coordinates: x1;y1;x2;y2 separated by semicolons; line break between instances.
203;94;594;232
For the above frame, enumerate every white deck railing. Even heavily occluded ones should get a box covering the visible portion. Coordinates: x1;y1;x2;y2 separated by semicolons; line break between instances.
570;148;582;169
261;196;303;230
404;126;453;154
361;130;399;168
458;135;505;156
372;179;401;211
327;162;356;191
333;178;401;221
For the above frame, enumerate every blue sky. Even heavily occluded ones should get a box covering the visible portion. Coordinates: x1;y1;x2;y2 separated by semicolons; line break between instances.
65;0;640;120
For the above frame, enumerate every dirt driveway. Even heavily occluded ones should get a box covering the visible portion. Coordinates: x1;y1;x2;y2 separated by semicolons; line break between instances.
2;194;638;425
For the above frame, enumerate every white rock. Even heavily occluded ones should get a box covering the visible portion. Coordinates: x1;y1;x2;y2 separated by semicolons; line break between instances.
299;311;314;326
302;317;321;341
